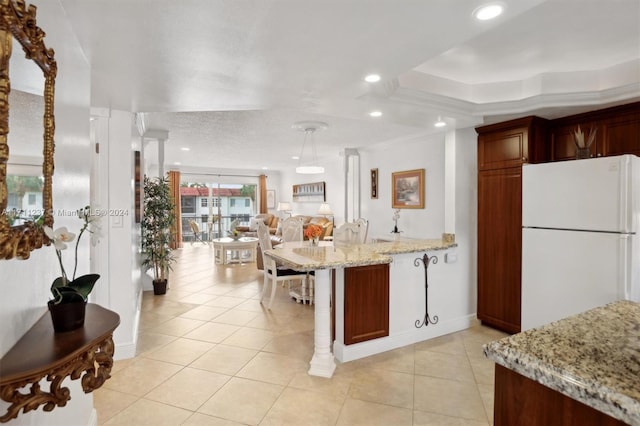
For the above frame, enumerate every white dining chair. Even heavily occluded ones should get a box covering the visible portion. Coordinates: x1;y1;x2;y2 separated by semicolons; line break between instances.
281;217;303;242
354;218;369;243
333;222;364;246
256;222;308;309
279;217;315;303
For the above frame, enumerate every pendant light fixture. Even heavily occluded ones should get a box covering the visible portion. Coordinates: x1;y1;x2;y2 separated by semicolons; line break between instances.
292;121;328;174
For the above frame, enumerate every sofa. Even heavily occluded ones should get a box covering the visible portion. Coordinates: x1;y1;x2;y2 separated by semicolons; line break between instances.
291;215;333;241
235;213;279;235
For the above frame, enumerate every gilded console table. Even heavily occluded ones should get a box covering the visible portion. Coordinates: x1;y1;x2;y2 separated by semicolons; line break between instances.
0;303;120;423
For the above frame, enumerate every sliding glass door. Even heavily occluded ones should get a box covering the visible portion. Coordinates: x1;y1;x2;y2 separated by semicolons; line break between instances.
179;175;257;243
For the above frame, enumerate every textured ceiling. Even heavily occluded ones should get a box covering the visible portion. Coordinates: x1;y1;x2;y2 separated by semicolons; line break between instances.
12;0;640;173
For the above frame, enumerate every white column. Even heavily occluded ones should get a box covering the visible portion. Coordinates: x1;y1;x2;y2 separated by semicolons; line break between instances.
157;138;165;177
142;129;169;178
90;109;140;360
343;148;360;222
444;129;456;235
308;268;337;377
89;108;110;307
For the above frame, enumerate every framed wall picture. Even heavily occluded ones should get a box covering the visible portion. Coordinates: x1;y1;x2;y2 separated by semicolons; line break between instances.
371;168;378;199
292;181;326;202
392;168;425;209
266;189;276;209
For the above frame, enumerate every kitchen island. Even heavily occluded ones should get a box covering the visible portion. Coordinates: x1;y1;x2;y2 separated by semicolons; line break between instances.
265;237;459;378
484;300;640;425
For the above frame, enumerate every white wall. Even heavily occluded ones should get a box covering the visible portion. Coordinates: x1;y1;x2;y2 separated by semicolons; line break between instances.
0;2;96;425
360;135;446;239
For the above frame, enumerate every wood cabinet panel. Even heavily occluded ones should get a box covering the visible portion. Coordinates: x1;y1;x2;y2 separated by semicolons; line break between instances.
477;116;548;170
478;128;528;170
601;112;640;157
494;365;626;426
344;264;389;345
550;121;599;161
477;167;522;333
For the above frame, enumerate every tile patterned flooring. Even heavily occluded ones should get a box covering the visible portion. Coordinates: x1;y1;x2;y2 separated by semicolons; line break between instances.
94;244;508;425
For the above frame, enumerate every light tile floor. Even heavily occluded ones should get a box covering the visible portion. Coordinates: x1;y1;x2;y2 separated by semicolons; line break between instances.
94;244;508;425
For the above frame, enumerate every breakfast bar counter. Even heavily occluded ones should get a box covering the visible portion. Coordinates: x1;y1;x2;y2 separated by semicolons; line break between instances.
265;238;456;271
483;300;640;425
265;237;458;377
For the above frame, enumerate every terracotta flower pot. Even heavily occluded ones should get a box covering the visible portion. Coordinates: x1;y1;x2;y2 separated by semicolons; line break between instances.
47;300;87;332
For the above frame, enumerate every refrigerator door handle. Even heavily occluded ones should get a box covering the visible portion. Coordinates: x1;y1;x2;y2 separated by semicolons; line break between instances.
618;234;632;300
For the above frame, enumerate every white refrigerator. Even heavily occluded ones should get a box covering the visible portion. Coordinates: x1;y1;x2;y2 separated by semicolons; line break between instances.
521;154;639;331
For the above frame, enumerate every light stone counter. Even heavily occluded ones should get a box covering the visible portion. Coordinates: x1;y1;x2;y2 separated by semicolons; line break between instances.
483;300;640;425
265;238;456;271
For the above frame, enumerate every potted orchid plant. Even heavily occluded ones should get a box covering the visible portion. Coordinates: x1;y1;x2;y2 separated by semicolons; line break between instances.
392;209;401;234
44;206;100;332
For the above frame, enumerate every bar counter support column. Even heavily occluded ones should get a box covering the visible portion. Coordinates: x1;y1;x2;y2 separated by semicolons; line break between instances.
308;268;336;377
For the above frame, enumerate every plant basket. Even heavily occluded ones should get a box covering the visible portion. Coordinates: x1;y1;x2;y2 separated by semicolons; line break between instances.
48;300;86;332
153;279;168;295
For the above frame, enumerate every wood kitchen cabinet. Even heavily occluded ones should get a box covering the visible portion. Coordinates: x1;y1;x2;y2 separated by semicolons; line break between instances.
343;264;389;345
478;116;548;170
477;167;523;333
494;365;626;425
550;102;640;161
476;117;547;334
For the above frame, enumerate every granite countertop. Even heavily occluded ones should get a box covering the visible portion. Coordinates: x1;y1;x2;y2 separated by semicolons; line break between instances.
483;300;640;425
265;238;456;271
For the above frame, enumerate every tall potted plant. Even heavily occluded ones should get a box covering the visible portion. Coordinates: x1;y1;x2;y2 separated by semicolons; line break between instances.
141;175;176;295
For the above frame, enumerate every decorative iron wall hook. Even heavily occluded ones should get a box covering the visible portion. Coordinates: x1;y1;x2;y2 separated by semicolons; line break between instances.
414;253;439;328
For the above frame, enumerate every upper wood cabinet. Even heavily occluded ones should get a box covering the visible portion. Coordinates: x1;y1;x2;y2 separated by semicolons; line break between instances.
550;102;640;161
601;109;640;157
477;116;549;170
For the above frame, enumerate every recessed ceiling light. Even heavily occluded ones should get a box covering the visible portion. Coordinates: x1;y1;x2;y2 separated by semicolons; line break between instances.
364;74;381;83
174;162;181;165
474;4;503;20
181;147;190;151
369;111;382;117
292;156;300;160
435;116;447;128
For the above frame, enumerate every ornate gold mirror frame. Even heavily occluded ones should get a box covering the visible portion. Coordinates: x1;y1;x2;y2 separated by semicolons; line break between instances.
0;0;56;259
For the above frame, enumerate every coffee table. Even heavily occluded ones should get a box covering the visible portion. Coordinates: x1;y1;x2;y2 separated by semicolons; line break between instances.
212;237;259;264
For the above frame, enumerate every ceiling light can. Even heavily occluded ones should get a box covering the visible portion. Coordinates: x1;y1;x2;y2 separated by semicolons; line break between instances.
474;3;504;20
364;74;381;83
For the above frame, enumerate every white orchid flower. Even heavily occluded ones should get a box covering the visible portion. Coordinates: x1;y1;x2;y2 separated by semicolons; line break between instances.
44;226;76;250
89;221;103;246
